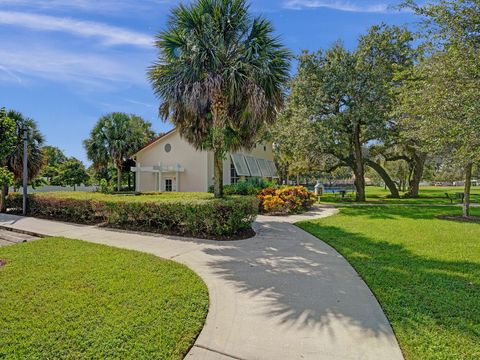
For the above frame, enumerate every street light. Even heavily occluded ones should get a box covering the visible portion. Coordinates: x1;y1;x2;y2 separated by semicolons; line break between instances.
22;126;28;216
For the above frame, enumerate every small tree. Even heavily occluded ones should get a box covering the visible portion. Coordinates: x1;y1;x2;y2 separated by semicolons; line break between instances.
54;158;90;191
41;146;68;185
0;167;14;212
0;107;16;159
1;110;45;210
0;108;16;212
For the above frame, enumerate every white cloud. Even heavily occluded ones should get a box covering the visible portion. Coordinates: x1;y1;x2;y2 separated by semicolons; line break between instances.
0;0;174;12
0;44;149;87
0;11;153;47
283;0;390;13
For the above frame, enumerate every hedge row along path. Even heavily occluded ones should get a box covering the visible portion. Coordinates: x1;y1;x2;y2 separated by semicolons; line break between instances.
0;207;403;360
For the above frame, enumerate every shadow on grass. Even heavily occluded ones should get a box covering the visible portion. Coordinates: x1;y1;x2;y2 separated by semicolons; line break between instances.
297;221;480;358
333;205;480;221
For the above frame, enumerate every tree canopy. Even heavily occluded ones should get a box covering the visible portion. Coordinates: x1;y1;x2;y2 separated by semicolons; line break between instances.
398;0;480;216
84;113;156;192
54;157;90;190
275;24;415;201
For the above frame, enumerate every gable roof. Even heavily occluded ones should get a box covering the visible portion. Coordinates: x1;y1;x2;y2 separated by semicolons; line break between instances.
133;128;177;155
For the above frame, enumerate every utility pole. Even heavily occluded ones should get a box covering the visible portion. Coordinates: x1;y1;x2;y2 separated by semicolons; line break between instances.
22;127;28;216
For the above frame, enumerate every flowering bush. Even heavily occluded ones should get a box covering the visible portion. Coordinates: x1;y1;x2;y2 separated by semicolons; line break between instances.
257;186;316;215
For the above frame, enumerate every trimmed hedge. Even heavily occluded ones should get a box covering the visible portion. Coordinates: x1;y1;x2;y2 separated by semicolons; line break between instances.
5;193;258;238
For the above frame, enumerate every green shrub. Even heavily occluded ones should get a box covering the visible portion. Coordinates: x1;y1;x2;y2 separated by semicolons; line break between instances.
209;178;277;196
5;193;258;238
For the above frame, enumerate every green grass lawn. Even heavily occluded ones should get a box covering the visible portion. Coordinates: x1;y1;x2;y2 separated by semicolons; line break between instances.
32;191;215;203
298;205;480;360
320;186;480;204
0;238;209;359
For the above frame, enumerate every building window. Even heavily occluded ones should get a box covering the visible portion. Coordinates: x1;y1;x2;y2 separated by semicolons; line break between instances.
165;179;173;192
230;161;240;184
165;143;172;153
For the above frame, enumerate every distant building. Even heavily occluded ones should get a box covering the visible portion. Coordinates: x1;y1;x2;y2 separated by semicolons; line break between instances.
131;129;278;192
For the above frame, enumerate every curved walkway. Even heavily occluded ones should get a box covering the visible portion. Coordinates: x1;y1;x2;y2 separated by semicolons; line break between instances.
0;207;403;360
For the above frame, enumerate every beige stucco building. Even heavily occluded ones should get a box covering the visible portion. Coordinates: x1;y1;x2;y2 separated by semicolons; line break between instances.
131;129;278;192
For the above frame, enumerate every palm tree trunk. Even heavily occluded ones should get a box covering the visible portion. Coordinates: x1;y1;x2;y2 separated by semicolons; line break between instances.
116;167;122;192
463;162;473;218
211;91;227;198
213;150;224;198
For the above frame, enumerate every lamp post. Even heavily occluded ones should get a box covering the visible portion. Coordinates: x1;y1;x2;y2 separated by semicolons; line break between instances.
22;126;28;216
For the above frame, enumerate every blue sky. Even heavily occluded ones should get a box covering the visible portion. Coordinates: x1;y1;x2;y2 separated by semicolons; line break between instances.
0;0;417;164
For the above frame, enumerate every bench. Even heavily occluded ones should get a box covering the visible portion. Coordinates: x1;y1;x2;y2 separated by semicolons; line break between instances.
445;192;465;204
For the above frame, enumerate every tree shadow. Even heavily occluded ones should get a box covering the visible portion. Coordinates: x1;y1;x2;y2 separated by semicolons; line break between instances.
202;218;479;355
336;204;480;221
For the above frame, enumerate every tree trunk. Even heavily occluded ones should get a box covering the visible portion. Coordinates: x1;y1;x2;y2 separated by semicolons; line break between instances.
406;152;426;198
116;166;122;192
213;150;224;198
365;159;400;198
211;91;227;198
463;162;473;218
353;123;366;202
0;184;8;213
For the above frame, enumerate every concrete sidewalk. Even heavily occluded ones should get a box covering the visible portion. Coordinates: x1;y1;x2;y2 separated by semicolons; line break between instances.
0;207;403;360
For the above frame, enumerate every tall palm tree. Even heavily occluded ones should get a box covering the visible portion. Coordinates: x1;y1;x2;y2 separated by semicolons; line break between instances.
1;111;45;211
148;0;290;198
84;113;156;192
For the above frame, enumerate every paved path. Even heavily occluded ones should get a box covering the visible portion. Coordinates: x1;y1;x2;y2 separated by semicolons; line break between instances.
0;228;39;247
0;208;403;360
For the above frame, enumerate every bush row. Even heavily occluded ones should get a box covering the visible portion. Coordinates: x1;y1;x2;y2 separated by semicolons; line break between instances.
6;194;259;238
257;186;316;215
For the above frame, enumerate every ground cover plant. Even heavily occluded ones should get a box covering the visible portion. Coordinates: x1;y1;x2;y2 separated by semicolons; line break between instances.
0;237;208;359
5;192;258;239
298;205;480;360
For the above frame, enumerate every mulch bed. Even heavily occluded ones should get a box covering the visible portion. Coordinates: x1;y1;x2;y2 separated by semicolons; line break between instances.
437;215;480;223
98;223;257;241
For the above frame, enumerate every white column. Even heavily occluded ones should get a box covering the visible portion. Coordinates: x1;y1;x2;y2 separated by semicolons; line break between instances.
175;171;179;192
135;163;141;192
158;163;162;192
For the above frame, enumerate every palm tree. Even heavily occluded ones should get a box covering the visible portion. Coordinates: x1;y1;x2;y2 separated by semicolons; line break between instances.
1;111;45;211
148;0;290;198
84;113;156;192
